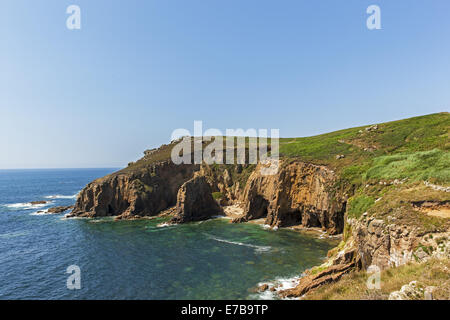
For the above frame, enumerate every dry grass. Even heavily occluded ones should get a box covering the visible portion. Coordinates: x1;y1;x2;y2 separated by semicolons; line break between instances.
305;258;450;300
365;182;450;232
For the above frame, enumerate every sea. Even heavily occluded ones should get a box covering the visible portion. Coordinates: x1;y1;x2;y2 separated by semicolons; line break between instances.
0;168;336;299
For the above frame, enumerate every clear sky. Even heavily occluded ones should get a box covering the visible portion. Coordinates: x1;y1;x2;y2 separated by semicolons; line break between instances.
1;0;449;169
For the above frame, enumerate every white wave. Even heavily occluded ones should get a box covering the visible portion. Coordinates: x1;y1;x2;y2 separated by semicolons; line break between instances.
45;193;78;199
88;218;114;223
249;290;277;300
249;274;304;300
157;222;171;228
196;216;230;224
261;224;278;231
0;231;29;239
207;235;271;253
156;222;180;229
3;201;51;211
61;215;87;220
271;276;302;290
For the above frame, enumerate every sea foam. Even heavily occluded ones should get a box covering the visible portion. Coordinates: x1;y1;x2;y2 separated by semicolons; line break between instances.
2;202;51;211
207;235;272;253
45;193;78;199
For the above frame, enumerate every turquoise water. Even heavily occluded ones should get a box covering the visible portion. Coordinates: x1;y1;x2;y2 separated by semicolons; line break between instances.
0;169;336;299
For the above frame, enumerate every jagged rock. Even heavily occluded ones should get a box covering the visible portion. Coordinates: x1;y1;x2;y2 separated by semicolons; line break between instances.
388;281;425;300
365;125;378;132
424;181;450;193
170;175;223;224
46;206;74;214
31;201;48;205
258;284;269;292
223;169;232;187
71;161;198;218
233;161;347;234
280;262;355;298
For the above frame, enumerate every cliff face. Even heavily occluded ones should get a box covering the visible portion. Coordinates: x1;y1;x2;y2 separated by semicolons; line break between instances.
71;158;347;235
71;161;198;218
170;175;223;223
234;161;347;234
280;200;450;298
350;217;450;270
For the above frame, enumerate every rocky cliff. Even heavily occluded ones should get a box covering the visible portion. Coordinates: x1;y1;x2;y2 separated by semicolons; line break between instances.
280;185;450;298
170;174;223;223
70;157;347;235
70;160;198;219
234;161;347;234
69;113;449;299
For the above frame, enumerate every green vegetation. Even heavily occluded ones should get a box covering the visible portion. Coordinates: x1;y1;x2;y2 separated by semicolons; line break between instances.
364;149;450;184
362;182;450;232
111;113;449;188
279;112;449;184
347;194;375;219
212;192;223;200
279;127;361;164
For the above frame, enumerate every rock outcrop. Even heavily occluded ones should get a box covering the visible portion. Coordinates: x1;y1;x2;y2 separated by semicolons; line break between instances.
31;201;48;205
234;161;347;234
279;214;450;298
44;205;74;214
350;217;450;270
280;262;355;298
170;175;223;223
71;158;347;234
196;163;243;206
71;161;198;218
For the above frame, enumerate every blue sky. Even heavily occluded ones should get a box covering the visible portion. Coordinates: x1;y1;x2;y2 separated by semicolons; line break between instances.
0;0;449;168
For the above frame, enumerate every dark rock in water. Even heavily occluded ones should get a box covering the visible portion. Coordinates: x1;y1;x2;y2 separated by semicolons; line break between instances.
31;201;48;205
258;284;269;292
170;175;223;224
249;283;269;293
46;205;74;214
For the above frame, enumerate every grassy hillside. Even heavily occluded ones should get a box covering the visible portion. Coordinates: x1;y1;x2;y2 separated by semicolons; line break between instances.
110;112;449;189
280;112;449;182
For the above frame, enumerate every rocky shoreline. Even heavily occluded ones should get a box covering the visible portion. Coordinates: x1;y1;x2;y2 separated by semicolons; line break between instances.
66;154;449;299
65;113;450;299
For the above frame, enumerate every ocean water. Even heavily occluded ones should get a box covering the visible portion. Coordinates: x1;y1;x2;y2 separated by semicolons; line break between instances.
0;169;336;300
